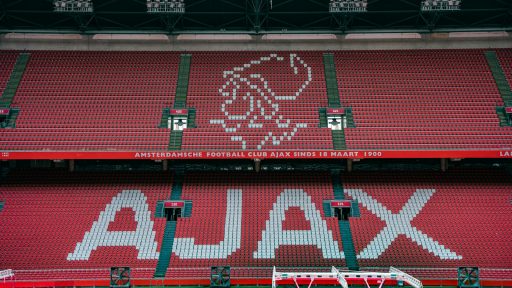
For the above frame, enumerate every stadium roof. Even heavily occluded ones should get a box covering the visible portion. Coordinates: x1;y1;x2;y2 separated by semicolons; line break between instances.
0;0;511;34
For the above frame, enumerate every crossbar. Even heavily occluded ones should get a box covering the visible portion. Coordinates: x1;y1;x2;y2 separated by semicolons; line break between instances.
273;266;348;288
272;266;422;288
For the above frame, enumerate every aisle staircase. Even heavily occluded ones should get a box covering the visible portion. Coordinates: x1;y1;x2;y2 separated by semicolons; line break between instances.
0;53;29;129
0;53;30;107
166;54;193;149
339;221;358;270
174;54;192;109
331;170;344;199
485;51;512;105
485;51;512;126
170;171;184;201
168;131;183;150
323;53;352;149
154;221;177;277
323;53;342;108
154;171;185;278
332;130;347;150
331;170;359;270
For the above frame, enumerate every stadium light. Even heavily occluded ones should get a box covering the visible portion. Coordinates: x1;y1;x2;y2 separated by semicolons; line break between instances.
54;0;93;13
421;0;461;11
147;0;185;13
329;0;368;13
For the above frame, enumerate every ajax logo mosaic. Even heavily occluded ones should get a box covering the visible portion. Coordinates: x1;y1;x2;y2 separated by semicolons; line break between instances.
210;54;312;149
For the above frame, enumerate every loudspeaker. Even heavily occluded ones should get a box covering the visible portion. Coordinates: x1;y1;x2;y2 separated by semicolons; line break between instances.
458;267;480;288
210;266;230;288
110;267;131;288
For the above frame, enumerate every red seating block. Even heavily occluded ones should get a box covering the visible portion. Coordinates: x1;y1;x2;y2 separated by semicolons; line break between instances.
342;169;512;269
0;51;179;150
335;49;512;149
168;172;342;274
0;171;172;280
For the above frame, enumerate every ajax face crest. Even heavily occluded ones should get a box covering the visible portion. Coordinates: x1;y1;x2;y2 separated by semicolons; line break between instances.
210;53;312;149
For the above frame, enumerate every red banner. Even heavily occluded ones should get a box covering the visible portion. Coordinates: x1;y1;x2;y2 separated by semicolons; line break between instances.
505;107;512;114
0;149;512;160
0;150;511;160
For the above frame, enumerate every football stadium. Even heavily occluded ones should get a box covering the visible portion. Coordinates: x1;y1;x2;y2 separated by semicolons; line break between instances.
0;0;511;288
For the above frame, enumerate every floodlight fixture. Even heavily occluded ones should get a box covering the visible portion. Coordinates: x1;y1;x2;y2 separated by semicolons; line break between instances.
54;0;93;13
147;0;185;13
329;0;368;13
421;0;461;11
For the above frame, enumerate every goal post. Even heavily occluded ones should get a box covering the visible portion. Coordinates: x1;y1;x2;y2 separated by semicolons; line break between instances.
272;266;422;288
389;267;423;288
272;266;348;288
332;267;348;288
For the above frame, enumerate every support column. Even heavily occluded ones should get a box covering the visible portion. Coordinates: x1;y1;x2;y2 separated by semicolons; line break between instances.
440;158;447;172
68;160;75;172
254;158;261;172
441;158;448;172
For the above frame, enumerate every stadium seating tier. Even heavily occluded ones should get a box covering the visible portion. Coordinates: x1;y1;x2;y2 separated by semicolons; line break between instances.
2;169;511;281
1;49;512;151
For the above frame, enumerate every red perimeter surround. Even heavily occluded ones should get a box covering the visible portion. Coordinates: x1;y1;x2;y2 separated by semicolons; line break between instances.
1;279;512;287
0;150;511;160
